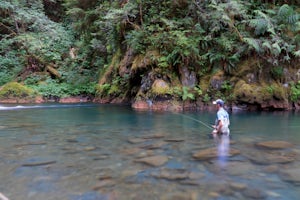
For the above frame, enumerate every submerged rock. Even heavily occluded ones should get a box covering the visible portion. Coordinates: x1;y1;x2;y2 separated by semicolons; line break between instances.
279;168;300;186
255;141;293;149
245;150;296;165
242;187;267;199
135;155;169;167
192;147;240;160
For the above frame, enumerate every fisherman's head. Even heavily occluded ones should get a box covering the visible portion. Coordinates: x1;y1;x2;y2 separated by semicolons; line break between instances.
213;99;224;108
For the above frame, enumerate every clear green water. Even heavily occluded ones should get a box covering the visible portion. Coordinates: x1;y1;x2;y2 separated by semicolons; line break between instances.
0;104;300;200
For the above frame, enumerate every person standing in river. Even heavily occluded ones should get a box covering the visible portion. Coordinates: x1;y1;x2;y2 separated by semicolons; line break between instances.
211;99;230;166
211;99;230;137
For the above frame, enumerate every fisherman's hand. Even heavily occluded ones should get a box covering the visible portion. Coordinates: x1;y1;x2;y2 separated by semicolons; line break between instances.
212;129;218;134
212;125;217;129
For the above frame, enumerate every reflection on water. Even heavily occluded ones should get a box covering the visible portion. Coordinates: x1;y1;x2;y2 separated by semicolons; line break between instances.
0;104;300;200
217;135;230;168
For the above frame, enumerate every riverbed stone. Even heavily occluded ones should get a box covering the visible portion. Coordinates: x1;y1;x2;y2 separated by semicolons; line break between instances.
204;160;257;177
151;169;189;180
127;138;148;144
279;168;300;185
120;147;141;155
161;191;198;200
245;150;296;164
135;155;168;166
229;182;247;191
164;138;185;142
142;133;165;139
256;141;293;149
242;187;267;199
192;147;240;160
93;179;115;190
139;141;167;150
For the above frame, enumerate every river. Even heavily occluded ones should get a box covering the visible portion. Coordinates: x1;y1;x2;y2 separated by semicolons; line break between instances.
0;103;299;200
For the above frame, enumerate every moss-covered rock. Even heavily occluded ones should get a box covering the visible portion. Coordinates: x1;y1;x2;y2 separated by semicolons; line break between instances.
233;80;289;110
151;79;170;95
0;82;36;98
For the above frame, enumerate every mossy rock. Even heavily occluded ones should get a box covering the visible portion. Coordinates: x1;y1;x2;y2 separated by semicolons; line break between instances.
0;82;36;99
233;80;272;103
151;79;170;95
131;50;160;71
233;80;289;108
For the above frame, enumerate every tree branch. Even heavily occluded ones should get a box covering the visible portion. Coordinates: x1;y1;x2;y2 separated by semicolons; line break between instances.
0;22;17;36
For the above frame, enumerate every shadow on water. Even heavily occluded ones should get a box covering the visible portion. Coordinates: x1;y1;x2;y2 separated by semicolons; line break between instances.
0;104;300;200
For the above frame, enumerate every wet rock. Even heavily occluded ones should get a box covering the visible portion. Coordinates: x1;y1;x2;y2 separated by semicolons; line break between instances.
135;155;168;167
127;138;148;144
121;168;141;178
279;168;300;185
180;180;201;186
192;147;240;160
139;141;167;150
179;66;197;88
152;169;189;180
66;138;78;143
222;161;257;176
188;172;205;180
229;182;247;191
120;147;140;155
98;174;113;181
22;161;56;167
256;141;293;149
208;192;220;198
161;191;198;200
93;179;115;190
246;150;296;164
84;146;96;151
135;150;155;158
142;133;165;139
263;165;279;173
266;191;281;198
92;155;110;160
164;138;185;142
242;188;267;199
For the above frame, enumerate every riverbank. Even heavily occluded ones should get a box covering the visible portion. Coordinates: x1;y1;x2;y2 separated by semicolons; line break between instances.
0;95;299;112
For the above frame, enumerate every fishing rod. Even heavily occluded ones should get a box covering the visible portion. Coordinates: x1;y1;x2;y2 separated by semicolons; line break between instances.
179;113;214;130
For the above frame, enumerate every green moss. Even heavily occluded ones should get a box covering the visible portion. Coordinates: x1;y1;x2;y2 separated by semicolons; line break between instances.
0;82;36;99
233;80;288;104
151;79;171;95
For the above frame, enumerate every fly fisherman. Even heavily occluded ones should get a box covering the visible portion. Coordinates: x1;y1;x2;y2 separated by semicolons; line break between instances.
211;99;230;138
212;99;230;166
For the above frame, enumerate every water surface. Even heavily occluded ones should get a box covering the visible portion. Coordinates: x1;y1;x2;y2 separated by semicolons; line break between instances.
0;104;300;200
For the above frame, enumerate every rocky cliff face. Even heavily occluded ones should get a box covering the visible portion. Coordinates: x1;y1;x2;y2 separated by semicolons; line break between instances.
96;48;300;111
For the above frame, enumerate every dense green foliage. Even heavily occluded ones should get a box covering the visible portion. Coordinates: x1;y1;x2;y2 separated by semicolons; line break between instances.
0;82;35;99
0;0;299;104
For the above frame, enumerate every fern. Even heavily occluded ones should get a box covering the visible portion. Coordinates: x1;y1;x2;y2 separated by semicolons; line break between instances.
244;38;262;53
294;50;300;57
277;4;299;31
250;10;275;35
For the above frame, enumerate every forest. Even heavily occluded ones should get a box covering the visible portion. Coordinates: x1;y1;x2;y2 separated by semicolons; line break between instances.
0;0;299;110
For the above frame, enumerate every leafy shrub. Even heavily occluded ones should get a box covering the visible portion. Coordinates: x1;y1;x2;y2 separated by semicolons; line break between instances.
0;82;36;99
27;79;97;98
271;66;284;80
290;81;300;102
